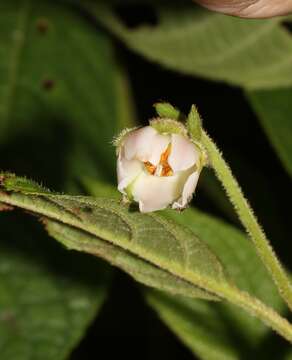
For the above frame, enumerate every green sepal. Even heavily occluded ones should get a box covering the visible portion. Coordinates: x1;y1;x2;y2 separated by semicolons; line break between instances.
187;105;203;141
154;102;181;120
150;118;187;136
112;126;138;152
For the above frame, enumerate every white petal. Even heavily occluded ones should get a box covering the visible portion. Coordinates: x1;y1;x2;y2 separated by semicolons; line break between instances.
148;134;170;165
172;171;200;209
168;134;199;172
123;126;170;165
117;153;143;193
123;126;156;161
131;172;188;213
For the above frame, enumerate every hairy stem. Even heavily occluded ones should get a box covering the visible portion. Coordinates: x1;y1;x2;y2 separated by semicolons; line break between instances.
205;279;292;344
200;130;292;312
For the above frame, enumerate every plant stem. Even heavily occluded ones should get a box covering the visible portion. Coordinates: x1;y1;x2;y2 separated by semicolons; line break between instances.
205;279;292;344
200;130;292;312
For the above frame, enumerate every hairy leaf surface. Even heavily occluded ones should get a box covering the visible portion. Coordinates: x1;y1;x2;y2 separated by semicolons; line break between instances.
85;179;289;358
0;173;230;301
91;2;292;89
146;207;287;359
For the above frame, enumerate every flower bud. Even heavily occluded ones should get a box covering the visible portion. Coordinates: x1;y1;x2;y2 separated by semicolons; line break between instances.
115;119;204;213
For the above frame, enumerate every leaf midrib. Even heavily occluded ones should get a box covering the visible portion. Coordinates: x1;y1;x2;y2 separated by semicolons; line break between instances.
0;192;224;298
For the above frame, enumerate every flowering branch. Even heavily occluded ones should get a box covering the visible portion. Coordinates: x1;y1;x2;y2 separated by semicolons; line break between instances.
113;102;292;340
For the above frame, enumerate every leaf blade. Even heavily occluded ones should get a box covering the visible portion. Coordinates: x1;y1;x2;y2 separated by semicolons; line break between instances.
246;88;292;178
0;212;110;360
83;178;291;358
0;173;229;301
145;206;288;358
0;0;121;181
90;2;292;89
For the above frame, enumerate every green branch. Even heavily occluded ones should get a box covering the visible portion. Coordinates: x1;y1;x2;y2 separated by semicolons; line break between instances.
200;130;292;312
199;277;292;344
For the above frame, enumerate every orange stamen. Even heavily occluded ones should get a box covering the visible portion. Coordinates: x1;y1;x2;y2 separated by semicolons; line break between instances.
159;144;173;176
161;164;173;177
160;144;171;164
144;161;156;175
144;144;173;176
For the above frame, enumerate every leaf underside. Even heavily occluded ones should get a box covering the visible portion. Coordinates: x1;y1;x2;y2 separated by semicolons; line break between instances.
85;179;289;359
91;2;292;89
0;173;230;301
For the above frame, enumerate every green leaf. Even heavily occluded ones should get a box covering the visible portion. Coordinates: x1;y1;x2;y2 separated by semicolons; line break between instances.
0;0;120;180
82;177;290;358
82;177;121;199
146;291;240;360
0;2;120;357
90;2;292;89
199;168;238;224
1;173;292;347
246;88;292;178
115;63;137;130
165;208;284;309
146;207;288;358
0;173;229;301
0;212;110;360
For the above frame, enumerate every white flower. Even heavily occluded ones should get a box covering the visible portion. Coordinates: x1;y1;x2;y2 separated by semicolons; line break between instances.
116;122;203;213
